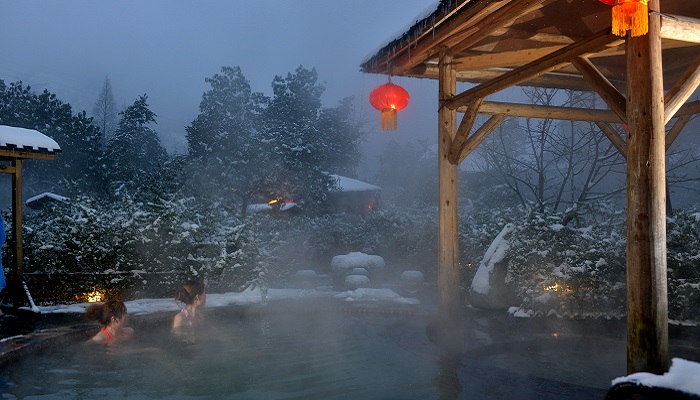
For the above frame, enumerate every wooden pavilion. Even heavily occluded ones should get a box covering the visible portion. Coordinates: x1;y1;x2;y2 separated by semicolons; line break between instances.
361;0;700;374
0;125;61;311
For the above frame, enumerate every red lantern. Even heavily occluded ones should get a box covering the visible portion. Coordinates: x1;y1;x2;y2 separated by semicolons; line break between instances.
598;0;615;5
369;82;410;131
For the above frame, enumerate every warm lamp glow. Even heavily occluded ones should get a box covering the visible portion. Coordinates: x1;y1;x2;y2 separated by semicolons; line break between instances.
86;289;104;303
369;83;410;131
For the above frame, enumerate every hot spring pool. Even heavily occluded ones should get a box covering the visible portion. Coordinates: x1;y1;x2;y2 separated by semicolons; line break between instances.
0;303;615;399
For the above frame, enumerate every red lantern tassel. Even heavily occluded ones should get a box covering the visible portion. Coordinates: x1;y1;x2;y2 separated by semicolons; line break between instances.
612;0;648;37
381;108;397;131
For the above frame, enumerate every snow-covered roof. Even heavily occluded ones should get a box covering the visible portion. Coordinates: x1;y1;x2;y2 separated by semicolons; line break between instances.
0;125;61;155
25;192;69;209
331;175;381;193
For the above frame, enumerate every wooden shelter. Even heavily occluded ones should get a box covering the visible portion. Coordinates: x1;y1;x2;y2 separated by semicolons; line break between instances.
361;0;700;375
0;125;61;310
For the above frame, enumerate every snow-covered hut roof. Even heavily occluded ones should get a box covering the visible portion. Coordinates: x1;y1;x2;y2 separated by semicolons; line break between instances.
25;192;69;210
331;175;381;193
0;125;61;160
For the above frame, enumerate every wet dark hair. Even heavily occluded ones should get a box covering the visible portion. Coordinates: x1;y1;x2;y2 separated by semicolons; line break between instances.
84;299;127;326
175;280;205;305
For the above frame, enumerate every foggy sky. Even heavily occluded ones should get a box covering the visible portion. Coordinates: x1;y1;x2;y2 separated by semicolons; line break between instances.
0;0;440;164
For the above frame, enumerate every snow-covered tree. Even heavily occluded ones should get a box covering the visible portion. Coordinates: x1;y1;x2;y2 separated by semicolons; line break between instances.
0;79;105;195
105;94;167;186
185;66;269;214
260;66;364;212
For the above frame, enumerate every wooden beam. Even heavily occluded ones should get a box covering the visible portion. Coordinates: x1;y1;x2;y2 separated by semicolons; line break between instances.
454;46;567;69
595;121;628;158
414;64;597;91
457;114;507;164
437;52;462;341
0;150;57;161
660;14;700;44
448;98;483;164
0;164;17;174
572;56;627;123
665;114;692;151
664;53;700;124
626;0;669;375
465;101;624;123
11;159;24;309
444;29;625;110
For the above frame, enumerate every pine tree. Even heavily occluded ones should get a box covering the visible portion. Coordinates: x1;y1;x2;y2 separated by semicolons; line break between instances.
261;66;365;212
105;94;167;186
185;66;268;214
91;76;119;147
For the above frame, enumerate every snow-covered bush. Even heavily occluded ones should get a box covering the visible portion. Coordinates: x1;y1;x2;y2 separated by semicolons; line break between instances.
501;205;628;318
667;209;700;322
19;192;262;303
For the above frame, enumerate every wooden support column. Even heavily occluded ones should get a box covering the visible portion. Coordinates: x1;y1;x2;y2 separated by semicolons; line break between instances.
10;159;24;309
625;0;669;374
437;52;462;338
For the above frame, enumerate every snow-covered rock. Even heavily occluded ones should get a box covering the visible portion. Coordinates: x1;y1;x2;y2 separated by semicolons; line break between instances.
292;269;318;289
345;274;371;290
470;223;517;310
400;270;424;293
331;252;385;289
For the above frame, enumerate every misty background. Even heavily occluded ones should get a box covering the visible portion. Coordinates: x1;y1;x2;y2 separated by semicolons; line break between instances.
1;1;700;322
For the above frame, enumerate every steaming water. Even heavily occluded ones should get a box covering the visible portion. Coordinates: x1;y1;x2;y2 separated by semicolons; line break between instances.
0;305;614;399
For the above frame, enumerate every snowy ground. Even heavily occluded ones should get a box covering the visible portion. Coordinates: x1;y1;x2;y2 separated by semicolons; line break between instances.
33;287;421;316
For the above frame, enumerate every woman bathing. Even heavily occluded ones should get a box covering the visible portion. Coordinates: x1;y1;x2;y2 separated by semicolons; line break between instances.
173;280;206;333
85;299;134;345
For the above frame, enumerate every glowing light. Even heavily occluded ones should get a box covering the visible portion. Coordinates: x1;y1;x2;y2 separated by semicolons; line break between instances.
86;289;104;303
543;282;573;293
544;283;561;291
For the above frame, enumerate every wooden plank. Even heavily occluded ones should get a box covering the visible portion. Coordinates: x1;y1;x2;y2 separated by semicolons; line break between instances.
665;114;692;151
437;52;462;338
372;0;503;76
457;114;507;164
468;101;624;123
444;29;625;110
625;0;669;375
595;121;628;158
572;57;627;123
445;0;552;57
448;98;483;164
660;14;700;44
664;53;700;124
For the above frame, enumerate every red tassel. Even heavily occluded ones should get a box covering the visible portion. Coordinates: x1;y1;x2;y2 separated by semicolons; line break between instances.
380;109;397;131
612;0;648;37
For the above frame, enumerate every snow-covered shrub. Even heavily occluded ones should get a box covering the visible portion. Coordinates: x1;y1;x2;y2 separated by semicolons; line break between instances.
19;192;261;303
667;209;700;322
503;206;627;318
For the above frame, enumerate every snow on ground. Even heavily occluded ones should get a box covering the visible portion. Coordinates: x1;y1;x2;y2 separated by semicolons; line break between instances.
34;287;419;316
612;358;700;397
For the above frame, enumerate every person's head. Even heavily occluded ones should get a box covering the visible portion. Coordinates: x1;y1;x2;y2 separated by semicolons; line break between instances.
175;280;206;306
85;299;128;327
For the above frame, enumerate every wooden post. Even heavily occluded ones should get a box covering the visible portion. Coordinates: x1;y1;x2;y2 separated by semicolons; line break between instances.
10;159;24;309
625;0;669;374
437;52;462;338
